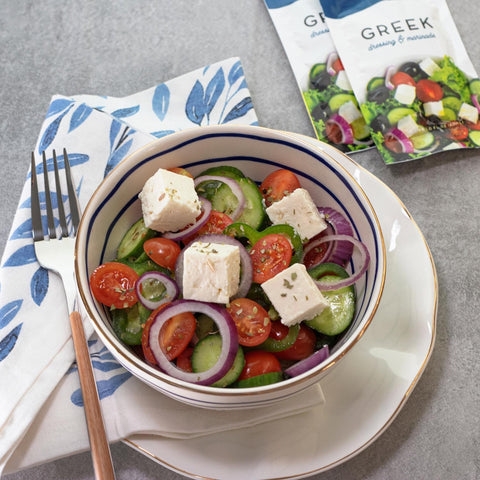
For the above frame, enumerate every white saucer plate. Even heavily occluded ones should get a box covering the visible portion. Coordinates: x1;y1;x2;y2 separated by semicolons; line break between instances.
123;137;437;480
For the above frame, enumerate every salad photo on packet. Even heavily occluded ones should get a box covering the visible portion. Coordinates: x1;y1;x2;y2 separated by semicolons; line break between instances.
320;0;480;163
264;0;373;153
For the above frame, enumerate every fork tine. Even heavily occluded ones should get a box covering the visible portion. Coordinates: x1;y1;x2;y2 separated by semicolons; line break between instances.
42;151;56;239
31;153;44;242
63;148;81;234
53;150;69;238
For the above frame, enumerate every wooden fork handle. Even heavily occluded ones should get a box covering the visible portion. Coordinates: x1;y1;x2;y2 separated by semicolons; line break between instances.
70;311;116;480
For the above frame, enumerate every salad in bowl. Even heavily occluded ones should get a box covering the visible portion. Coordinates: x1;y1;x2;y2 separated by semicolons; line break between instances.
75;125;385;409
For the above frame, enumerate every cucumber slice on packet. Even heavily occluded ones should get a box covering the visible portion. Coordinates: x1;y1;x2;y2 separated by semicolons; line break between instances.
469;130;480;146
411;131;435;150
328;93;357;112
366;77;385;91
387;107;416;125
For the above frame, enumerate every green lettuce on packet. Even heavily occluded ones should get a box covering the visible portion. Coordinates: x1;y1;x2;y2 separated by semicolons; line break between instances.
320;0;480;164
264;0;373;153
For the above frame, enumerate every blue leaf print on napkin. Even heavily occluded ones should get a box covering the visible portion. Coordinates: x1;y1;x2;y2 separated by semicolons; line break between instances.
3;244;37;267
0;324;22;362
0;300;23;329
38;105;73;154
27;153;90;180
185;80;207;125
46;98;74;118
109;120;122;152
204;67;225;118
104;138;133;177
152;83;170;121
91;360;125;372
151;129;176;138
228;60;244;86
223;96;253;124
111;105;140;119
30;267;49;306
69;104;92;133
70;371;131;406
10;218;33;240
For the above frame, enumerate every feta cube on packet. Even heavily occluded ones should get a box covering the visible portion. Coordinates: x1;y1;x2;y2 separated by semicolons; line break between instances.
320;0;480;164
264;0;373;153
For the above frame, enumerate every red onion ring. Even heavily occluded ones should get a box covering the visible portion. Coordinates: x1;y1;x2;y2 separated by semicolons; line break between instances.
148;300;238;385
384;65;396;90
303;208;354;267
163;197;212;241
312;235;370;291
326;114;354;144
471;94;480;113
385;128;414;154
194;175;246;221
135;271;179;311
284;345;330;378
326;51;338;76
175;234;253;300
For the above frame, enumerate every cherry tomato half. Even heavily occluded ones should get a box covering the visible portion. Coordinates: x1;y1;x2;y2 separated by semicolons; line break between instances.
250;233;293;283
143;237;181;271
184;210;233;244
391;72;415;87
90;262;139;309
260;169;301;207
416;79;443;103
446;121;469;141
238;350;281;381
142;306;196;363
332;58;344;73
227;298;271;347
176;346;194;372
274;324;316;361
302;231;332;270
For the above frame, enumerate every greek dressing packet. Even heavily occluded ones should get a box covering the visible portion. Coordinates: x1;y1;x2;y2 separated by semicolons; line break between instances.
264;0;373;153
320;0;480;164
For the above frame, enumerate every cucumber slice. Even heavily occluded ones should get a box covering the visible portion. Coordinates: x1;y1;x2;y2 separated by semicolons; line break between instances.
308;262;350;279
469;130;480;146
309;62;326;82
469;79;480;96
351;117;371;140
411;131;435;150
116;218;155;260
117;257;170;277
305;274;356;336
366;77;384;92
442;96;462;113
195;314;218;341
234;371;283;388
387;107;416;125
328;93;357;112
440;107;456;122
191;334;245;387
201;177;265;229
198;165;245;179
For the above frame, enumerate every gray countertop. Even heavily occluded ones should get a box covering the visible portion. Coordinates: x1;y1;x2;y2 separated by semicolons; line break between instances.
1;1;479;479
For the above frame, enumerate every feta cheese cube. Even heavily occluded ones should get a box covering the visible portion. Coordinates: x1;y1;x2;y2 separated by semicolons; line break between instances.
261;263;329;327
394;84;416;105
423;101;444;118
338;100;362;124
458;102;479;124
335;70;352;91
419;57;440;76
139;168;201;232
397;114;423;137
182;241;240;304
266;188;327;242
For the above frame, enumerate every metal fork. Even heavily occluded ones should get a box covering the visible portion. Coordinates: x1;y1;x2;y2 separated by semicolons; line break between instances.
31;149;115;480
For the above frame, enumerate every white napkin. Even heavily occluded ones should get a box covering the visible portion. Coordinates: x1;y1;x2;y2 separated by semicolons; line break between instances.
0;57;325;475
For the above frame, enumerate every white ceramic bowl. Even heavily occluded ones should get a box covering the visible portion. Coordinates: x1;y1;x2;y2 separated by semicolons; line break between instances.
75;124;386;409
